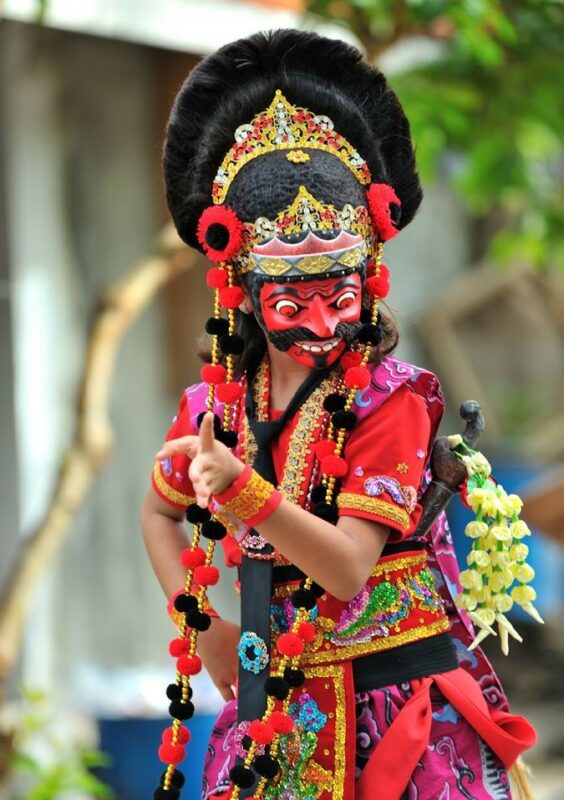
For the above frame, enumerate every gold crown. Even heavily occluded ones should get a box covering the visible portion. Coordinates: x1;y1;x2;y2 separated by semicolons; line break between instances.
212;91;372;205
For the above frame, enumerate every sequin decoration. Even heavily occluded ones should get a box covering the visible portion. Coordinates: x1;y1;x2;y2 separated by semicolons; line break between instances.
396;462;409;474
364;474;417;514
237;631;269;674
329;567;443;647
161;458;173;477
416;449;426;459
353;466;365;477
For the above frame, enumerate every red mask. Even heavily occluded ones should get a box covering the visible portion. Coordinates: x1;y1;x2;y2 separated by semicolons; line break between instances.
259;273;363;368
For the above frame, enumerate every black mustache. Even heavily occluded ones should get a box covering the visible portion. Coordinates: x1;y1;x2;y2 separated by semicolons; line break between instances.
267;321;362;352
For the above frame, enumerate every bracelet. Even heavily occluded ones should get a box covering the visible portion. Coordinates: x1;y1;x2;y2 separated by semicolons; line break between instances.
213;465;283;528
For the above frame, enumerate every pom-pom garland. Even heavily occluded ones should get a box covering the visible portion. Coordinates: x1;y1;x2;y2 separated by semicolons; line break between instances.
180;547;206;569
201;364;227;385
193;565;220;586
219;286;245;309
320;454;348;478
206;267;229;289
276;632;305;658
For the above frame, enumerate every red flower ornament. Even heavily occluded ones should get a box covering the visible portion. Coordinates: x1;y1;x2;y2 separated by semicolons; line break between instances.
366;183;401;241
197;206;244;263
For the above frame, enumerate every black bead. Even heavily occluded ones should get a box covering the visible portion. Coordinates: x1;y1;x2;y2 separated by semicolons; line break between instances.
185;503;211;524
185;610;211;632
357;323;383;345
166;683;182;701
332;410;357;430
323;393;346;412
313;502;339;524
284;667;306;687
291;589;317;610
215;429;239;448
264;676;291;700
153;788;180;800
160;770;185;789
229;765;255;789
169;699;194;720
201;519;227;540
310;485;326;503
197;412;222;433
254;754;280;779
219;334;244;355
309;581;325;598
205;317;230;337
174;593;198;613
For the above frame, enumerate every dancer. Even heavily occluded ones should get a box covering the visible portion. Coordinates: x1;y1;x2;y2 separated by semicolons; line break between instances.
142;29;537;800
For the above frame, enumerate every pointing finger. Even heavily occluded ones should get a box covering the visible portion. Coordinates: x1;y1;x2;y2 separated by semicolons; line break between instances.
198;412;216;453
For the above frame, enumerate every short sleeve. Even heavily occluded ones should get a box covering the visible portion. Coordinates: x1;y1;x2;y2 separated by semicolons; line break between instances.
337;386;431;542
151;391;197;509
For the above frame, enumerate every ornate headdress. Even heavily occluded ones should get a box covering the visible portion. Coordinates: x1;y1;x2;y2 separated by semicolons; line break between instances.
155;30;423;800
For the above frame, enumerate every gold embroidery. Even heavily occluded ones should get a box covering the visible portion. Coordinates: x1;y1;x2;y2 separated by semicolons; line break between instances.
295;254;334;274
152;462;195;507
337;492;411;530
336;246;364;268
286;149;310;163
212;91;371;204
221;470;276;522
396;462;409;474
253;257;292;276
303;664;347;800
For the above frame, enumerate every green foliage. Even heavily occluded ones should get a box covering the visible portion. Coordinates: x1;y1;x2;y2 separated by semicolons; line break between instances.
305;0;564;267
9;687;113;800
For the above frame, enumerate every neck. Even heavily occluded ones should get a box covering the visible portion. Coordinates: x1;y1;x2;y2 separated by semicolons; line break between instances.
266;343;313;411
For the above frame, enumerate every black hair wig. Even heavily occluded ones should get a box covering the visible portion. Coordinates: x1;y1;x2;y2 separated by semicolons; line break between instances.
163;29;422;250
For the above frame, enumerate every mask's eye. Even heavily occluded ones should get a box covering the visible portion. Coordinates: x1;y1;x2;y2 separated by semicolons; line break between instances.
274;299;300;318
334;290;357;310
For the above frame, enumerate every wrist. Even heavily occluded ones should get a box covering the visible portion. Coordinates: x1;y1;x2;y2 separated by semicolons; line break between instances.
213;467;283;528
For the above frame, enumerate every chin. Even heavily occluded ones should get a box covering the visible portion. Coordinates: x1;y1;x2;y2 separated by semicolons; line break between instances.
287;340;346;369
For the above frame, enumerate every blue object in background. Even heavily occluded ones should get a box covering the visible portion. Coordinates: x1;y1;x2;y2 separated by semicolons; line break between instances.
446;461;562;621
96;715;215;800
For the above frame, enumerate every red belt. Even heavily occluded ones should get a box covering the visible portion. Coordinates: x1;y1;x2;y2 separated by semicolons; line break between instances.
356;666;537;800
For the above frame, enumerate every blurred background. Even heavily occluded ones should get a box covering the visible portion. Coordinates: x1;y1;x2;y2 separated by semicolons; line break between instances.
0;1;563;798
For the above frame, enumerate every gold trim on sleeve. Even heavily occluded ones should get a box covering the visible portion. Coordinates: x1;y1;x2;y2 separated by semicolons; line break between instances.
336;492;411;530
152;462;195;507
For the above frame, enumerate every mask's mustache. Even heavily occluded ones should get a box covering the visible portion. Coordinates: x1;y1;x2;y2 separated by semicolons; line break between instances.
267;321;363;352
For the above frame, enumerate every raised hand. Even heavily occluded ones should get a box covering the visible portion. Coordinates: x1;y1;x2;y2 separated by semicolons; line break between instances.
155;412;244;508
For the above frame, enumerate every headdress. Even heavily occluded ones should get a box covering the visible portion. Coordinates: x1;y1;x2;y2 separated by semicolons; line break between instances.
155;30;423;799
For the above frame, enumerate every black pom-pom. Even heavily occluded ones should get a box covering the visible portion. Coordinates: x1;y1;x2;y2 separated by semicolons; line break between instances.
166;683;182;701
309;581;325;598
174;593;198;613
332;410;357;430
291;589;317;610
264;676;291;700
186;610;212;631
229;765;255;789
254;754;280;780
185;503;211;524
323;393;346;412
313;502;339;524
205;317;230;337
169;699;194;720
201;520;227;540
197;412;222;433
310;485;327;503
215;429;239;449
160;770;186;789
284;667;306;687
206;222;230;251
357;323;383;345
241;734;252;751
219;334;244;355
154;788;180;800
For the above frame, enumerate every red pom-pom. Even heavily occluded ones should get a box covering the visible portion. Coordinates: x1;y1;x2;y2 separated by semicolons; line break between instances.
277;632;305;657
340;350;363;370
169;638;190;657
181;547;206;569
248;719;275;745
201;364;227;384
193;565;220;586
320;455;348;478
366;265;390;299
269;711;294;735
158;742;186;765
162;725;191;746
366;183;401;241
206;267;229;289
297;622;316;643
177;654;202;676
219;286;244;309
314;440;336;460
216;382;244;404
197;205;244;263
344;366;371;389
